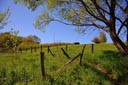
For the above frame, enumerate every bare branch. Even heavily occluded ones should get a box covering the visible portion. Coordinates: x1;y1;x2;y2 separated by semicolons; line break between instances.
117;19;127;35
92;23;109;32
51;19;94;26
98;6;110;15
79;0;109;25
104;0;110;9
91;0;108;23
116;17;127;27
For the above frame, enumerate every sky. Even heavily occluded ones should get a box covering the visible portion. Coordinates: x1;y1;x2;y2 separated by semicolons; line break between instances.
0;0;113;44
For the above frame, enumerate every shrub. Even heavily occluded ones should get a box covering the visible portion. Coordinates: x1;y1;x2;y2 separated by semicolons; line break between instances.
92;32;107;44
99;32;107;43
92;37;100;44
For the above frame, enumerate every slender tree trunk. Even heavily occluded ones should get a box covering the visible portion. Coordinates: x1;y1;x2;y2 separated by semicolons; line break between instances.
126;20;128;46
110;32;128;68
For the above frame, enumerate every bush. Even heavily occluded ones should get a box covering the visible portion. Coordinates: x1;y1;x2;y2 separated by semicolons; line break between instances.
99;32;107;43
92;32;107;44
92;37;100;44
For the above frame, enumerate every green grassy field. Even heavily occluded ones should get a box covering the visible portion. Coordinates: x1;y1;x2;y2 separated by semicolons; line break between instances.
0;43;128;85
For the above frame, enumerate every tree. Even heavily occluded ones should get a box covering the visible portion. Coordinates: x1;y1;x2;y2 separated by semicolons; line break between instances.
0;30;21;52
32;35;41;44
19;35;40;48
14;0;128;67
0;32;11;48
26;35;41;43
92;37;100;44
0;8;10;29
92;32;107;43
6;28;20;52
92;32;106;44
99;32;107;43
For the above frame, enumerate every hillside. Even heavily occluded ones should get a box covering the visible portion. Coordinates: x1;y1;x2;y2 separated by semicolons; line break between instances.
0;43;128;85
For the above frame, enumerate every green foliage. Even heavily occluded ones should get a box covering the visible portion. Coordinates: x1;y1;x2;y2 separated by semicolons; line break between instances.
92;37;100;44
0;32;10;48
18;35;40;48
13;0;127;31
92;32;107;44
0;13;4;23
34;11;52;31
0;8;10;29
0;31;40;52
14;0;43;11
5;28;20;51
46;0;58;11
99;32;107;43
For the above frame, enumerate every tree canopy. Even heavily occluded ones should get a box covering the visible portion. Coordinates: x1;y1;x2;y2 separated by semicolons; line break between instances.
0;8;10;29
0;31;40;49
14;0;128;57
14;0;128;33
92;32;107;44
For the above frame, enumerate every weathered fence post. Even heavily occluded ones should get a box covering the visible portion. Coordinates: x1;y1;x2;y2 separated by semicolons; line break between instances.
66;44;68;51
40;52;46;80
80;44;86;65
61;48;70;59
91;44;94;54
64;53;81;66
26;48;27;53
41;45;42;52
48;46;50;53
49;48;55;57
31;46;32;53
19;48;22;53
34;47;36;52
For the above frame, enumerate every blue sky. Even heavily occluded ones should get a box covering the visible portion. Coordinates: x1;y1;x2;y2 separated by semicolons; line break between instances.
0;0;112;44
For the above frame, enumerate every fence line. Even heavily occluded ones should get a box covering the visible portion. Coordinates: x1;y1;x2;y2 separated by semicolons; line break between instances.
17;44;96;80
18;44;95;55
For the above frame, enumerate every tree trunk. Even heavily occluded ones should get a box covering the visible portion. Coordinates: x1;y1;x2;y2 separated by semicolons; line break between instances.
126;20;128;46
110;32;128;68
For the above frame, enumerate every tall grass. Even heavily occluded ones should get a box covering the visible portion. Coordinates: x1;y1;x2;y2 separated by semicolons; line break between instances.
0;43;128;84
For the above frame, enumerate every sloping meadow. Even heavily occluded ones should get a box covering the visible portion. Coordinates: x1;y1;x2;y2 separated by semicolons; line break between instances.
0;43;128;85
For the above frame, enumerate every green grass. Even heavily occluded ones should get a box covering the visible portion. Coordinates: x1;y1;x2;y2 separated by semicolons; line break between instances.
0;43;128;85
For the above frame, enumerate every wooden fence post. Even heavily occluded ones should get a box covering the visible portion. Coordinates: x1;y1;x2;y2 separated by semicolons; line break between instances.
34;47;36;52
21;48;22;53
61;48;70;59
66;44;68;51
48;46;50;53
31;46;32;53
92;44;94;54
40;52;46;80
49;48;55;57
64;53;81;66
19;48;22;53
26;48;27;53
80;44;86;65
41;45;42;52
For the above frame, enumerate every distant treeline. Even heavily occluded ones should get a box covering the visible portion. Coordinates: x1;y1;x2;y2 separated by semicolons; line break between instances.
0;32;40;52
